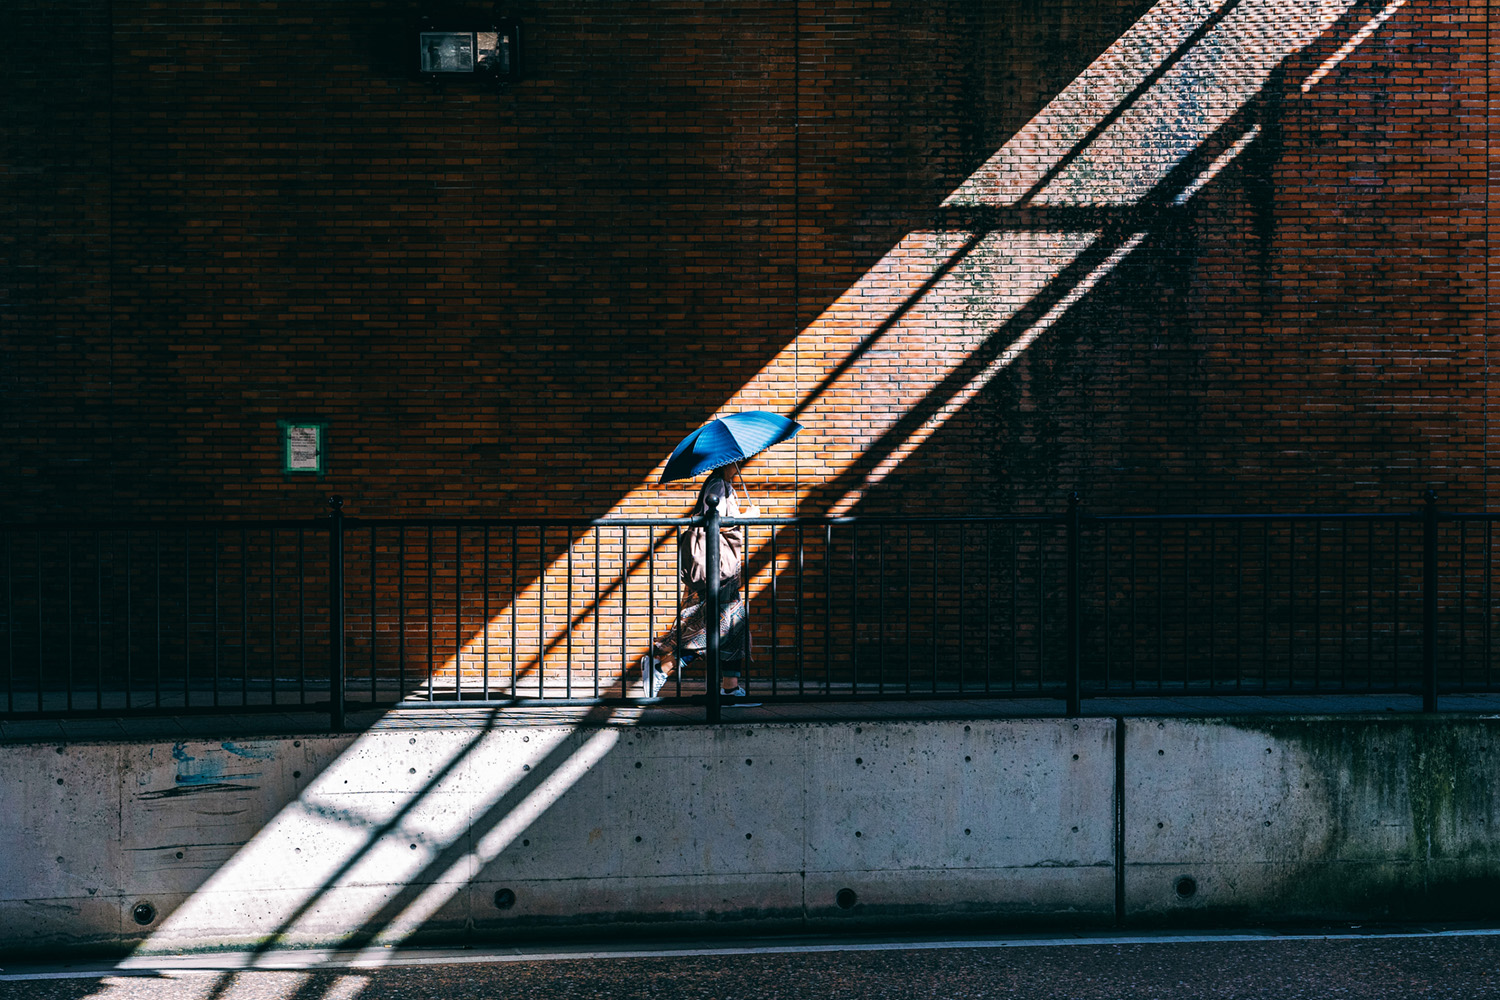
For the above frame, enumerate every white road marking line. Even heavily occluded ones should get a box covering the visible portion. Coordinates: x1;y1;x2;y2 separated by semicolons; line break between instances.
6;926;1500;980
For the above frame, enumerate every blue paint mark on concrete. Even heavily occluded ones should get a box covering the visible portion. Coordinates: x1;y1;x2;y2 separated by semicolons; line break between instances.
170;742;261;786
221;741;275;760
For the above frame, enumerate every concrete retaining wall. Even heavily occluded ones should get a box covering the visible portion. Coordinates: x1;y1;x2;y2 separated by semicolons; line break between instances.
2;714;1498;956
1126;717;1500;924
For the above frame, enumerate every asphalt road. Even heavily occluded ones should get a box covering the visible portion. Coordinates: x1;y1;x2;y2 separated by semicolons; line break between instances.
5;930;1500;1000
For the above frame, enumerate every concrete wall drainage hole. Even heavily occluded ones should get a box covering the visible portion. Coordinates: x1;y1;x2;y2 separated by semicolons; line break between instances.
1174;876;1198;900
132;902;157;926
836;888;858;910
494;888;517;910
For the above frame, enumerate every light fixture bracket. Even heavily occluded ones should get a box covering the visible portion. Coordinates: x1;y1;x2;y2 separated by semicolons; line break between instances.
416;9;522;89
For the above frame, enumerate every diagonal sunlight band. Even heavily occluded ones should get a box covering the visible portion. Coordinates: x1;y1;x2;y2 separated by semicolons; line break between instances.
430;0;1365;700
130;0;1384;971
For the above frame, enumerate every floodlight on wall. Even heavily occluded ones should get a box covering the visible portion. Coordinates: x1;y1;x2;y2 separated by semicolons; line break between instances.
417;15;521;87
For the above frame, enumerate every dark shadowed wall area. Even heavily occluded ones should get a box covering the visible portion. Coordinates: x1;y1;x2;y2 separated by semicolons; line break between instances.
3;0;1495;524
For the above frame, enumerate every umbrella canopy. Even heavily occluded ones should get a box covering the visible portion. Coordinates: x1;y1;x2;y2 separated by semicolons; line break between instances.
659;411;803;484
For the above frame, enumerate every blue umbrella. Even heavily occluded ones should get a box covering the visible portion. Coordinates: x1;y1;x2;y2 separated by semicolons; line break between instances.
659;411;803;484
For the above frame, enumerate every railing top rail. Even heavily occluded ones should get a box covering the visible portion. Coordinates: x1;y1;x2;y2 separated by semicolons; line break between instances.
0;518;330;533
336;514;1063;528
720;514;1063;527
1087;511;1427;524
1;513;1067;532
11;508;1498;533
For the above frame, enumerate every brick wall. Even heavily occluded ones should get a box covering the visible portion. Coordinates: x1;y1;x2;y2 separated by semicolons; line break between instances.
8;0;1487;525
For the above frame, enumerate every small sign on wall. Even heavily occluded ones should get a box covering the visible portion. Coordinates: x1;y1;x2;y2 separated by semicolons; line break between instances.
279;420;328;476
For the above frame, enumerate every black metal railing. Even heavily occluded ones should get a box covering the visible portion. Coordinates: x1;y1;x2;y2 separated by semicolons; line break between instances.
3;492;1496;727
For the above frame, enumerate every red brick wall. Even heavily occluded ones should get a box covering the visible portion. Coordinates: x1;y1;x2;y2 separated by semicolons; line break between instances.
2;0;1493;524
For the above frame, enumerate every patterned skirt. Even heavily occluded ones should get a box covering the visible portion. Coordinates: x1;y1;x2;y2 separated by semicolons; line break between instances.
657;587;750;666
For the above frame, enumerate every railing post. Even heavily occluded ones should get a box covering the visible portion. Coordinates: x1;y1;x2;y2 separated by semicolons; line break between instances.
1066;491;1082;718
1422;488;1438;713
705;496;722;724
328;495;346;731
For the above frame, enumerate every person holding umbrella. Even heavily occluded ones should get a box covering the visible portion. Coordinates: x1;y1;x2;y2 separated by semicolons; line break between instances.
641;411;801;701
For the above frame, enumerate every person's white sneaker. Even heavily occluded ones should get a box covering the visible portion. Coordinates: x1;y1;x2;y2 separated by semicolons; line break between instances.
719;686;760;706
640;655;668;697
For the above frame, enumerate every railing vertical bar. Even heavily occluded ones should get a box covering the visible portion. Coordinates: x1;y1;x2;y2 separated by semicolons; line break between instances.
1422;492;1437;710
1065;495;1080;716
647;526;656;695
154;532;162;708
566;534;574;700
95;532;104;710
182;529;190;708
907;523;915;695
455;526;464;702
66;532;74;712
4;531;11;713
957;522;965;695
617;527;624;698
328;498;346;730
594;527;601;699
242;528;250;707
269;529;277;707
2;531;9;713
538;526;546;698
483;526;492;701
369;525;378;704
1287;521;1295;691
1459;518;1468;689
1340;520;1348;691
1009;523;1017;693
398;527;407;700
1261;523;1270;690
212;528;220;708
1036;522;1045;694
851;524;859;695
825;523;833;695
705;501;722;721
1207;522;1215;692
426;526;434;703
743;525;752;678
1486;519;1494;690
297;529;305;705
1181;523;1189;691
1156;524;1164;691
984;523;992;693
1392;519;1400;691
877;525;885;695
770;525;779;697
1366;520;1375;690
1234;521;1243;691
38;533;45;712
924;524;936;695
1103;521;1112;692
1313;519;1322;691
511;525;519;698
1129;525;1138;691
674;526;683;697
124;533;133;710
